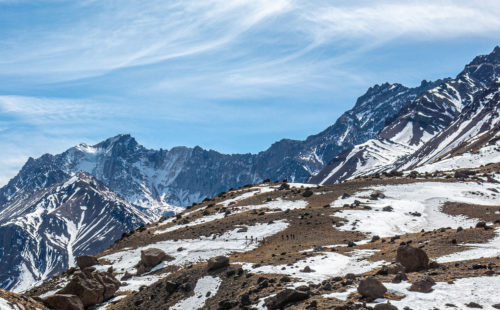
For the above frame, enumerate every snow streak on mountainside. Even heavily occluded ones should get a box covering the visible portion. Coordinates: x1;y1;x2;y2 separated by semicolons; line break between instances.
0;173;148;292
402;78;500;170
313;46;500;185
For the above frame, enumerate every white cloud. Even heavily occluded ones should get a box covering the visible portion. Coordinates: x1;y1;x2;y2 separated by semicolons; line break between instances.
0;0;292;79
2;0;499;82
298;0;500;45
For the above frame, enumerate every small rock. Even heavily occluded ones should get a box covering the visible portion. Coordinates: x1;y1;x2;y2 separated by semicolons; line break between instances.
301;266;314;273
165;281;178;293
476;222;487;228
302;189;314;197
218;300;238;310
466;302;483;308
380;263;406;275
408;276;435;293
241;293;251;306
280;276;291;283
374;302;398;310
392;272;408;284
121;271;133;281
264;289;309;310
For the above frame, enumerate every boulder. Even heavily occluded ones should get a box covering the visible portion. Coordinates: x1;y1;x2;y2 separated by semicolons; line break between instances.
264;288;309;309
140;248;168;268
391;272;408;284
396;245;429;272
374;302;398;310
76;255;98;269
302;189;314;197
357;277;387;299
207;256;230;271
58;271;120;306
42;294;84;310
408;276;435;293
380;263;405;275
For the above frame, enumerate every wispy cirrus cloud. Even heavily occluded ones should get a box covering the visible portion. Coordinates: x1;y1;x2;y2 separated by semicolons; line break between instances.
1;0;500;83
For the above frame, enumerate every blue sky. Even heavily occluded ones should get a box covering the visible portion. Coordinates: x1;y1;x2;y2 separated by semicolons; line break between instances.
1;0;500;185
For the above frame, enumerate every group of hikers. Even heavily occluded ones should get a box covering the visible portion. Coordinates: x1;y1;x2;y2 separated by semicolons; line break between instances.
244;233;296;246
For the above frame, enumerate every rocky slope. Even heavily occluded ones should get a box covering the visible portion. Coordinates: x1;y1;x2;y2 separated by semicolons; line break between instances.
312;46;500;185
19;167;500;310
0;173;149;292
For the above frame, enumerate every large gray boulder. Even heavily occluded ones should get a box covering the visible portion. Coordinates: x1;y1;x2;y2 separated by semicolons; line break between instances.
58;270;120;306
76;255;98;269
207;256;230;271
140;248;168;268
357;277;387;299
396;245;429;272
42;294;84;310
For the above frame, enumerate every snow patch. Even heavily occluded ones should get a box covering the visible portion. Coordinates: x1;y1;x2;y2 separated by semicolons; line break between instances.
331;182;499;238
170;276;221;310
240;250;382;283
437;227;500;263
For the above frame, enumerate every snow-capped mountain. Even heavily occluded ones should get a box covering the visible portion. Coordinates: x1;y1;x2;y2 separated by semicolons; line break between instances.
259;79;444;176
0;80;438;210
0;173;149;292
312;46;500;185
402;78;500;170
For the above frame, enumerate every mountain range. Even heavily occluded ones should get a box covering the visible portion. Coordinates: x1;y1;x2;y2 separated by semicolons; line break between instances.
0;46;499;293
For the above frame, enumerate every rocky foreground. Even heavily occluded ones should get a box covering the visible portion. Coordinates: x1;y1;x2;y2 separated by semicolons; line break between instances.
3;166;500;310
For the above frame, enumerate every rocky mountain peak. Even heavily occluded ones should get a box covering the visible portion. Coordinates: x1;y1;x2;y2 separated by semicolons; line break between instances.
93;134;142;155
461;46;500;85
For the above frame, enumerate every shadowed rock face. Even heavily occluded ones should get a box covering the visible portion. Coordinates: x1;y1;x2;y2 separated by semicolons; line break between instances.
0;173;148;292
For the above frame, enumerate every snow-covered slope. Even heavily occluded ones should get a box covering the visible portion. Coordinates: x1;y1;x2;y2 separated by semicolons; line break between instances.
402;78;500;170
311;139;417;185
313;46;500;185
0;173;149;292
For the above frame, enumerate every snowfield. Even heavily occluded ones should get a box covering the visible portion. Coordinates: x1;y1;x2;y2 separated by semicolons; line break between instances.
437;227;500;263
415;143;500;173
240;249;383;284
155;186;307;235
325;276;500;310
0;297;12;310
331;181;500;238
96;221;289;292
170;276;221;310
